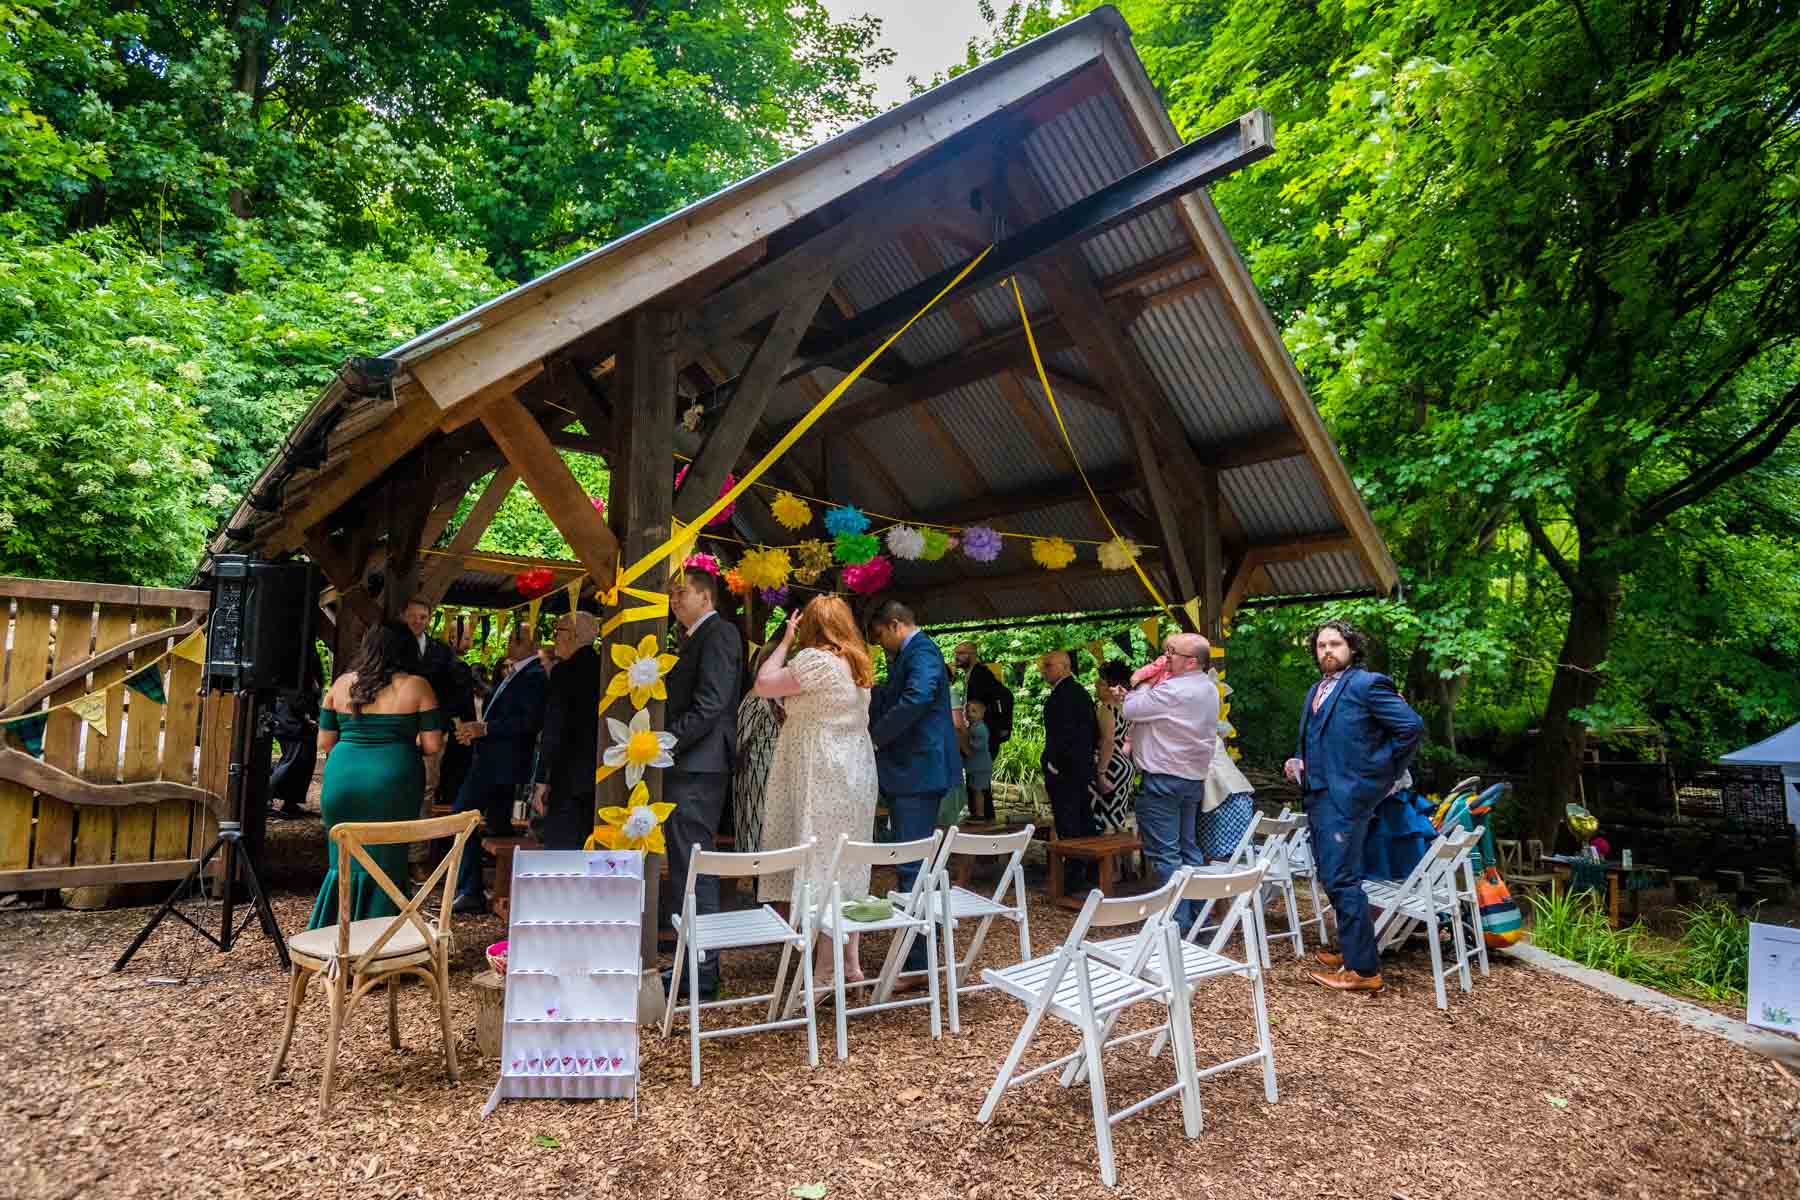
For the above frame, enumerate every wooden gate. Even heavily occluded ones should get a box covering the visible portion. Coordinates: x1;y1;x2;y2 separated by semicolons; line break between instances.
0;577;235;893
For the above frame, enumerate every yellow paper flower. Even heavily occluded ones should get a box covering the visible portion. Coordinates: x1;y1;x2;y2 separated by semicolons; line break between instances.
607;634;678;709
739;546;792;589
1097;537;1140;571
603;708;676;787
770;491;812;530
1031;536;1077;570
792;539;833;584
588;782;676;854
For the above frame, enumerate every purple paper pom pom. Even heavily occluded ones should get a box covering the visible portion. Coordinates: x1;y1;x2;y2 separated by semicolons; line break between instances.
758;585;789;607
961;525;1003;562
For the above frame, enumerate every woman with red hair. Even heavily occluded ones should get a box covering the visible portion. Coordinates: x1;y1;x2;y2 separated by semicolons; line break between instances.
754;595;880;984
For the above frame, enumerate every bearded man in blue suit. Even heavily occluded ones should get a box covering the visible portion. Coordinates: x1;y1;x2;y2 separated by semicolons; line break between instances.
1285;619;1423;993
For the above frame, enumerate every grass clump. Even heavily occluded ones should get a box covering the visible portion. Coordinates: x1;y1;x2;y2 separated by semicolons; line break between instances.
1529;890;1752;1005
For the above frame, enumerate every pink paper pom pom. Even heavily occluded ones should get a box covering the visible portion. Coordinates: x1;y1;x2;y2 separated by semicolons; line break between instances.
683;552;721;575
674;465;737;526
841;555;893;594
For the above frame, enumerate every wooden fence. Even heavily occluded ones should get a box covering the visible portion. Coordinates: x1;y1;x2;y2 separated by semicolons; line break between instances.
0;576;236;893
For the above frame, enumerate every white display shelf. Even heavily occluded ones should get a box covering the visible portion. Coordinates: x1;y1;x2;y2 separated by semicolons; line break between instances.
484;849;644;1118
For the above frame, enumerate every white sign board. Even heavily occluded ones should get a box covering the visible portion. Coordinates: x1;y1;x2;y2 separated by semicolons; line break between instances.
1747;921;1800;1033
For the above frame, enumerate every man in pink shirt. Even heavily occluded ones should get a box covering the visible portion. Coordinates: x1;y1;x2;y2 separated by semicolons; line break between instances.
1105;632;1220;929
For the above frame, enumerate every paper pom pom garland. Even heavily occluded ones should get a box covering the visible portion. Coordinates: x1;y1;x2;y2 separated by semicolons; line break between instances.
770;491;812;530
961;525;1003;563
589;494;606;519
885;524;926;560
793;540;834;584
723;568;750;596
739;546;791;590
919;528;950;560
823;505;870;537
683;552;721;576
834;531;881;564
1032;537;1077;570
758;585;789;607
1097;537;1140;571
673;465;737;526
514;567;556;597
842;555;893;594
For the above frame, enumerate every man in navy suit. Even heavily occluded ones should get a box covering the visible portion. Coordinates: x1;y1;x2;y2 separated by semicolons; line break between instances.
451;621;549;914
867;599;961;979
1284;619;1423;992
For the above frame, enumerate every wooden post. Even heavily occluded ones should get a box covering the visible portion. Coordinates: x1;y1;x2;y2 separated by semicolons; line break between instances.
608;309;679;1024
1193;466;1224;638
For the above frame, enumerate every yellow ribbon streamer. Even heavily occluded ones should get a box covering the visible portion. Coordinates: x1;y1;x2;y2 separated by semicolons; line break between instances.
612;244;995;595
1012;276;1176;625
600;585;670;639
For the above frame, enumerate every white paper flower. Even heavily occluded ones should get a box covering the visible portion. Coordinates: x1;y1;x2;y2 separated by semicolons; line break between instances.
603;707;676;786
885;524;927;560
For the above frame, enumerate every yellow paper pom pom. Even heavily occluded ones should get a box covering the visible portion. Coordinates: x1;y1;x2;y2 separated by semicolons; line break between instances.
1097;537;1140;571
1031;536;1077;570
771;491;812;530
739;546;792;589
792;539;833;584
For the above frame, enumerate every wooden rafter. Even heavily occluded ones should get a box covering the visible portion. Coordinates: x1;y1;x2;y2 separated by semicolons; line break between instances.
480;395;620;590
415;465;519;607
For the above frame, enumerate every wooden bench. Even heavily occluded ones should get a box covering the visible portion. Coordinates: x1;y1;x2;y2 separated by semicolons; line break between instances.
1046;832;1143;911
949;822;1030;888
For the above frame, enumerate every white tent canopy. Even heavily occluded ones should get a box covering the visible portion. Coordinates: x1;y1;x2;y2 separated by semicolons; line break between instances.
1721;722;1800;830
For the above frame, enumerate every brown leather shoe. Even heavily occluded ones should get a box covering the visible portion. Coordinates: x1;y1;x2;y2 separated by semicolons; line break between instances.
1312;949;1344;971
1309;966;1383;992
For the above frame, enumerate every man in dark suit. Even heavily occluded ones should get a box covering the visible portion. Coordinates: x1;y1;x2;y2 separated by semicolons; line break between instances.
530;610;601;850
405;599;478;819
661;567;744;999
1040;649;1100;882
867;599;961;978
1284;619;1424;993
450;620;549;913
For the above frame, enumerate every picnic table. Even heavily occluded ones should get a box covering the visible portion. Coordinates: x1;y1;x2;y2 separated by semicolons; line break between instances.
1539;854;1670;928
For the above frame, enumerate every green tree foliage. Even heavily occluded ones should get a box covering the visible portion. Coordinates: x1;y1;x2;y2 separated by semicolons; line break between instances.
0;0;885;583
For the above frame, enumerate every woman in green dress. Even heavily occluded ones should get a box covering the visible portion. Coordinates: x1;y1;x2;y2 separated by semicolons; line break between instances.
306;621;446;930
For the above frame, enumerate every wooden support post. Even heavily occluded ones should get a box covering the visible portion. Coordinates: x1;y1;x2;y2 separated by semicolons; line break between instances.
381;455;438;617
480;395;620;590
415;466;520;607
1193;466;1223;638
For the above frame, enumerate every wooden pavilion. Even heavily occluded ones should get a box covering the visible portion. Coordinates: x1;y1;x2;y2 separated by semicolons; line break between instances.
202;5;1396;671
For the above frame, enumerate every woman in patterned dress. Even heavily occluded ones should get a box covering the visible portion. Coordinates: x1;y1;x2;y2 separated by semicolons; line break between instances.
1199;733;1256;861
753;596;880;983
732;641;784;853
1089;660;1136;832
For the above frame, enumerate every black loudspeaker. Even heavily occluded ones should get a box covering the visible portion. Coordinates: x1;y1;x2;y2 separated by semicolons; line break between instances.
205;555;319;692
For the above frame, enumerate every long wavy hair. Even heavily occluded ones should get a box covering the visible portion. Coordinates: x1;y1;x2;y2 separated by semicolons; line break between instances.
347;621;421;715
794;595;874;688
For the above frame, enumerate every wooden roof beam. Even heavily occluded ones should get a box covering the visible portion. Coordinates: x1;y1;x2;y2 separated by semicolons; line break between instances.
480;394;619;590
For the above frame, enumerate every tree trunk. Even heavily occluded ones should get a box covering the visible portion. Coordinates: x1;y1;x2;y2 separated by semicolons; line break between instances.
1526;557;1621;845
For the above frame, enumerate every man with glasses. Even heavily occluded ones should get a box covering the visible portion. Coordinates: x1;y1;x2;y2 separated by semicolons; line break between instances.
530;610;601;850
1103;632;1220;930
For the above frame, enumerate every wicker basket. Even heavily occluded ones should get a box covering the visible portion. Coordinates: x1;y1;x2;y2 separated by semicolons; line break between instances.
485;940;508;976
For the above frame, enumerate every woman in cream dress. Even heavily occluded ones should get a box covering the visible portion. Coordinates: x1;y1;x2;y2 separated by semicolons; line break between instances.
754;595;880;982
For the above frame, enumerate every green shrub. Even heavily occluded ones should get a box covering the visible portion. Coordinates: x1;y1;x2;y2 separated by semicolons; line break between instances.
1529;888;1752;1004
1676;900;1750;1002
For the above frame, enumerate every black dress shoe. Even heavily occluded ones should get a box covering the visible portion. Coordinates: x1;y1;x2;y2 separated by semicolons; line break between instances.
451;894;488;915
660;966;719;1002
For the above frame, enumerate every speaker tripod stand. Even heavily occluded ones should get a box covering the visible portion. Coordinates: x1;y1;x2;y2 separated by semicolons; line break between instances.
114;693;290;972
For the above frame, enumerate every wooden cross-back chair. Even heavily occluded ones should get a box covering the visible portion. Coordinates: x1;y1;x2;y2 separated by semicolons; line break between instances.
268;810;482;1116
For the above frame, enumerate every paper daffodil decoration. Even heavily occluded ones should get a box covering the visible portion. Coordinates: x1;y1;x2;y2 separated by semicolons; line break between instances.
602;708;677;788
823;504;870;537
1097;537;1140;571
739;546;791;590
589;782;676;854
607;634;678;709
834;531;881;564
771;491;813;530
961;525;1003;562
1031;536;1077;570
885;524;926;560
793;539;834;584
920;527;950;560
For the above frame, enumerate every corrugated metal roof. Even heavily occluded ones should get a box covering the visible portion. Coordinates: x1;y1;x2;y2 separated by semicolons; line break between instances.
1258;551;1376;600
1221;457;1342;541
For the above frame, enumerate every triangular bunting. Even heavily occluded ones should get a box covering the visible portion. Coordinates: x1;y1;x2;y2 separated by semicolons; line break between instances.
525;597;542;638
2;713;49;757
565;577;582;615
125;664;166;706
1086;639;1107;667
1182;596;1202;631
171;629;206;664
667;518;698;574
1140;617;1160;650
67;690;109;738
1111;631;1134;659
1007;662;1025;686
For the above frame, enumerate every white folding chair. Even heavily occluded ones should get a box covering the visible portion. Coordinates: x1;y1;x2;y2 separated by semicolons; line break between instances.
789;833;945;1061
888;823;1035;1030
977;872;1198;1189
1362;825;1485;1009
1187;814;1299;966
1076;864;1278;1105
1273;811;1330;951
661;839;819;1086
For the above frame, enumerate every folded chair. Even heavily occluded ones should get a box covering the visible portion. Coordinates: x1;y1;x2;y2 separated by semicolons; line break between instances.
1075;864;1278;1105
1188;814;1301;966
269;809;482;1117
662;839;820;1087
792;833;945;1060
1273;812;1330;953
887;823;1035;1029
1362;825;1485;1008
977;872;1198;1188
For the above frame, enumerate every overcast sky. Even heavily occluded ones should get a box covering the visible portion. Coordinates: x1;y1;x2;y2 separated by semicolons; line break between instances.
820;0;997;109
